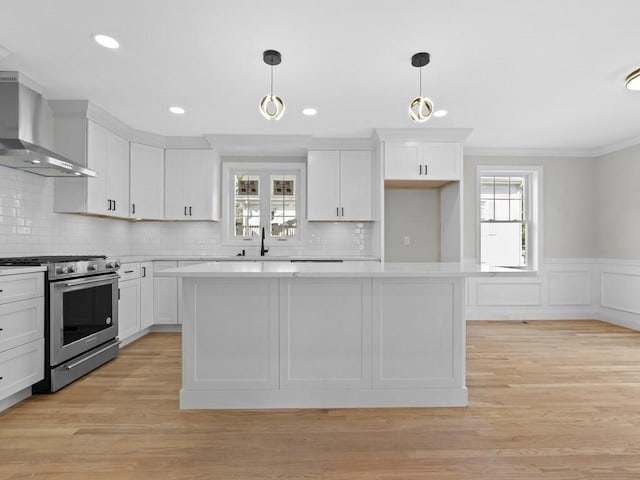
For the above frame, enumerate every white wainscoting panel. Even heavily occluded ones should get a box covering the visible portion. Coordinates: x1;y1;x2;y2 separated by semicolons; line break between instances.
601;272;640;315
466;259;597;320
548;271;591;306
476;282;542;306
597;260;640;331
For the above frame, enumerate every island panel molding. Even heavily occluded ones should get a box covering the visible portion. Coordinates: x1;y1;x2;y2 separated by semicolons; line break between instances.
167;261;474;409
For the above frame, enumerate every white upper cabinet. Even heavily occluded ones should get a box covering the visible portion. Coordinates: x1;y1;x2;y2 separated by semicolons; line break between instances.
307;150;373;221
130;143;164;220
165;149;220;221
384;141;462;181
54;119;130;218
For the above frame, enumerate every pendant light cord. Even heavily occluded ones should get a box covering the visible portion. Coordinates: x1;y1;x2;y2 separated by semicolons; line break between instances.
270;64;274;97
419;65;422;97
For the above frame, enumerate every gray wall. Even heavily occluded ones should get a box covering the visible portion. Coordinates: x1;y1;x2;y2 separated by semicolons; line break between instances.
463;155;596;261
385;188;440;262
594;144;640;260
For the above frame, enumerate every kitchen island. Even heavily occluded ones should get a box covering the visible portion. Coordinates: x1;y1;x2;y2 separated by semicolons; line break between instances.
159;261;521;409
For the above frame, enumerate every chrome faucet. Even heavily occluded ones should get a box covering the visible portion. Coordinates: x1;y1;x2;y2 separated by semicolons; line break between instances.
260;226;269;256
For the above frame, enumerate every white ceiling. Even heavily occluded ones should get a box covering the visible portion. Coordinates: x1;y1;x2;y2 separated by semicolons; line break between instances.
1;0;640;154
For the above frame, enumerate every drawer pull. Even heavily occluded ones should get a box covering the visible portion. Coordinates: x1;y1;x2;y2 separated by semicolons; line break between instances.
0;377;3;380
124;270;135;274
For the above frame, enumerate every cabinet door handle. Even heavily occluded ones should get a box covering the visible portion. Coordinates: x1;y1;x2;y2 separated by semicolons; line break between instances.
132;203;136;215
424;164;428;176
184;206;187;216
142;266;146;277
118;288;120;300
419;164;422;175
341;207;344;217
107;199;111;211
336;207;339;217
189;206;192;216
113;200;117;211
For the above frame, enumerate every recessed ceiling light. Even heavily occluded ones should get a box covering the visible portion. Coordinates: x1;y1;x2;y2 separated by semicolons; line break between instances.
433;109;448;118
169;106;185;115
30;159;41;164
302;107;317;116
625;67;640;91
93;34;120;49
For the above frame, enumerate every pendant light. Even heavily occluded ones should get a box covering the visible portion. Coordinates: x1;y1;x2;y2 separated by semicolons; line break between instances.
259;50;285;120
625;67;640;91
408;52;434;123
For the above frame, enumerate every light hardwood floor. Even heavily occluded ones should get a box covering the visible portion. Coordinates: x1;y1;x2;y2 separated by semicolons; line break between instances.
2;321;640;479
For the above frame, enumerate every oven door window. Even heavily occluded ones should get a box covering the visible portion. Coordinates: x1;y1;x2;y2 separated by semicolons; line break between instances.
62;283;114;345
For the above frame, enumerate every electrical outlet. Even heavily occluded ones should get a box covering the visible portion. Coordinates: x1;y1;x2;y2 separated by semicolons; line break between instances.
403;235;411;246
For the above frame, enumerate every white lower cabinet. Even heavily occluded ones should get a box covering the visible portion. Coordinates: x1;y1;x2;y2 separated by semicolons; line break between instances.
139;262;154;330
118;276;140;342
0;272;45;412
0;339;44;401
153;261;178;324
117;262;153;344
153;261;203;326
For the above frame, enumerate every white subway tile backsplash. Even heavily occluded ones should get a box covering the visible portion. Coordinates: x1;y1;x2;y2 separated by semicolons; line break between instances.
1;165;375;258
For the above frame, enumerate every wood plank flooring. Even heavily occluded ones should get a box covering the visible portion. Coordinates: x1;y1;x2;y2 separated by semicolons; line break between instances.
2;321;640;479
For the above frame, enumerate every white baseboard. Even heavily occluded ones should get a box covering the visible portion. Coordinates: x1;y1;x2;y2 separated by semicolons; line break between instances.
0;387;31;413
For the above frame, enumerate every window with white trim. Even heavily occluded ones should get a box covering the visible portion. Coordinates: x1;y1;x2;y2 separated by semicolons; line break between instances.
223;162;305;246
478;166;542;268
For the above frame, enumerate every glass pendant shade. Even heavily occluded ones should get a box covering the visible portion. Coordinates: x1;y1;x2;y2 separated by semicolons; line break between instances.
409;96;434;122
259;94;285;120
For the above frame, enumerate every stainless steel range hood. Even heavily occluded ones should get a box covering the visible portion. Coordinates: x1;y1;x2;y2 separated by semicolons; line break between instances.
0;72;97;177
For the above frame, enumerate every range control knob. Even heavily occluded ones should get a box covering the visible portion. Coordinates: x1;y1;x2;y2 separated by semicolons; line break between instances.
106;262;114;269
114;261;121;269
87;263;98;271
67;265;76;273
55;265;68;275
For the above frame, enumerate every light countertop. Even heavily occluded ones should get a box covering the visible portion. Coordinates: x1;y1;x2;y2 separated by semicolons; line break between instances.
156;261;537;278
0;266;47;276
116;255;380;264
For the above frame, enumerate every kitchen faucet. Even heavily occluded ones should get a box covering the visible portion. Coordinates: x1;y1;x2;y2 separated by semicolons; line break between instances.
260;226;269;256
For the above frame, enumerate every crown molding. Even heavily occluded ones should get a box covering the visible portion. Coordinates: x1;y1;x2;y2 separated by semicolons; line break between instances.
308;137;374;151
206;134;311;156
464;147;597;158
373;128;473;143
590;134;640;157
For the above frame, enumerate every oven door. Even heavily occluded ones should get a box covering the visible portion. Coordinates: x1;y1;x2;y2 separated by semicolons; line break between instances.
49;273;119;366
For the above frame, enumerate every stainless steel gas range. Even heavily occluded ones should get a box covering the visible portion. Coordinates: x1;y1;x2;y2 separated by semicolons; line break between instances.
0;255;121;392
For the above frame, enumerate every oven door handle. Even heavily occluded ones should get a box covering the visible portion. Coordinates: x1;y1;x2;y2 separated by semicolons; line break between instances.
64;340;121;370
60;273;120;288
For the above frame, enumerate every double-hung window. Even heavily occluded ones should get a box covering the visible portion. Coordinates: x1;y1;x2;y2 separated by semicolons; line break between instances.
223;162;305;245
478;166;542;268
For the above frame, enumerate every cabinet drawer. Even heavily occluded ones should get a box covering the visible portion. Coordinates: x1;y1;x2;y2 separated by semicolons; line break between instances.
119;263;140;281
0;273;44;305
0;339;44;400
0;298;44;354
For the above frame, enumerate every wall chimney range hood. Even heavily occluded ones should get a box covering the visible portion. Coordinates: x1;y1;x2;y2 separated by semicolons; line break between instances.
0;72;97;177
